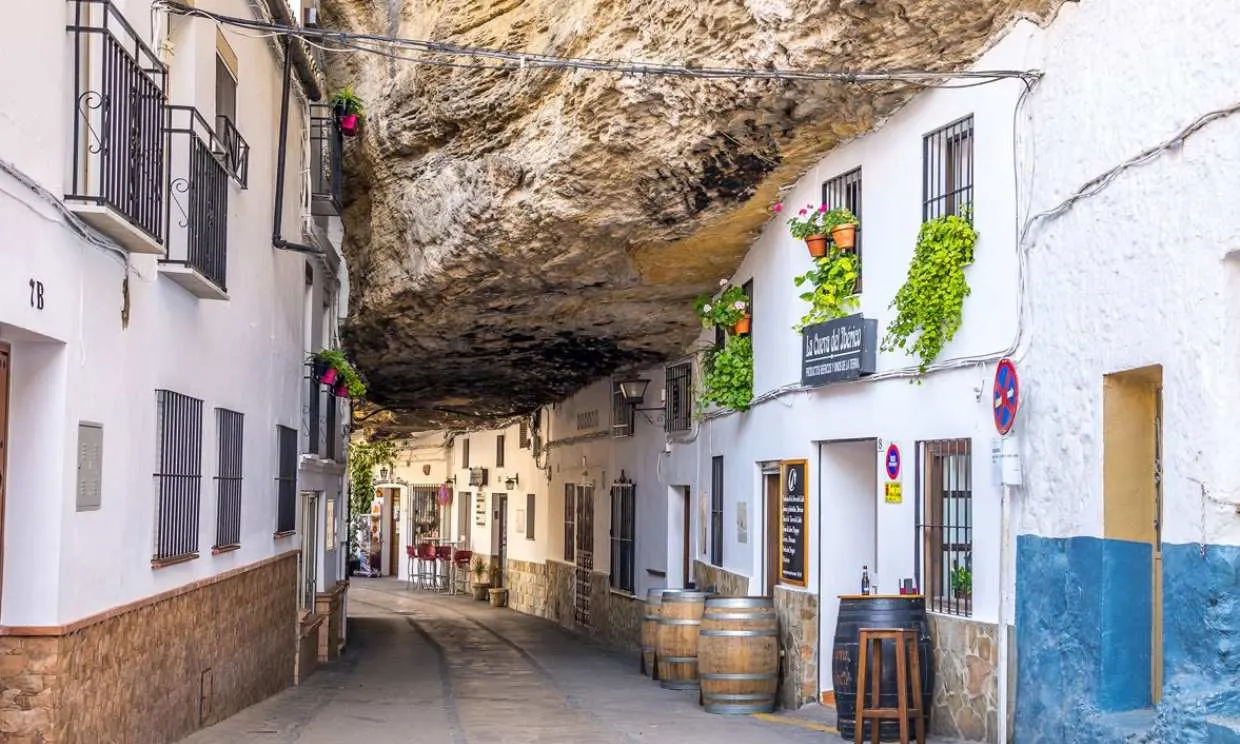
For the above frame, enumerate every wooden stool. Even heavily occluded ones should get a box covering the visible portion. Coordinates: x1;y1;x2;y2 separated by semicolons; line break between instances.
854;628;925;744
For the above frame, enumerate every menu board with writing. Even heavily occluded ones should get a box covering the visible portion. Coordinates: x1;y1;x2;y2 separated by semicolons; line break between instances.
780;460;808;586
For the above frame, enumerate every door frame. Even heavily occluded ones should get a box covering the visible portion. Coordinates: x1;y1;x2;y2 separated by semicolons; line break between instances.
299;490;320;610
0;342;10;616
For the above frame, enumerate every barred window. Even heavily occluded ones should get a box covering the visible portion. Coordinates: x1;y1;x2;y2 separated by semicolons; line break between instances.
611;380;635;438
563;483;576;561
306;374;320;455
923;116;974;221
214;408;244;549
496;434;506;467
609;476;636;593
153;390;204;562
276;425;297;534
823;167;863;290
918;439;972;616
325;394;338;461
519;419;531;448
664;362;692;433
710;456;724;567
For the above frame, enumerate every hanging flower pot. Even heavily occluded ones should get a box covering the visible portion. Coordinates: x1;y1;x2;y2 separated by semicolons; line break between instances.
831;222;857;251
733;314;751;336
338;114;360;137
333;380;350;398
319;366;340;386
805;235;829;258
310;360;330;383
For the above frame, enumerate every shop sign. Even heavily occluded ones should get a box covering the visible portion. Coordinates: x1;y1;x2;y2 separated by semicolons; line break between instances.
801;314;878;387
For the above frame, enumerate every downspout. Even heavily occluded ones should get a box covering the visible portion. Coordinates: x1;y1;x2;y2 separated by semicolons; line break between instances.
273;36;321;256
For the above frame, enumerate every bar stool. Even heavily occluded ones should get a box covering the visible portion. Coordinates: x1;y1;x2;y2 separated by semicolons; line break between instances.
854;628;925;744
434;545;454;592
415;543;437;590
405;545;417;589
451;549;473;595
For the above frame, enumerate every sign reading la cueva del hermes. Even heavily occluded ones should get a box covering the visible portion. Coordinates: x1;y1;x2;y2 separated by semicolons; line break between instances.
801;314;878;386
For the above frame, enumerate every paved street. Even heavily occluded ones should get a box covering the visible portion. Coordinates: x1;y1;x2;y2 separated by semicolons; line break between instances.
180;579;841;744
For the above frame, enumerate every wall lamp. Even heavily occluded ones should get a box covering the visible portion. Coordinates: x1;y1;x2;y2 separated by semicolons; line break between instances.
505;474;520;490
615;376;665;425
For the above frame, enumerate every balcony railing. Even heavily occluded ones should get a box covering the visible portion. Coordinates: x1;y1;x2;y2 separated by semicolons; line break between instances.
163;106;229;297
309;104;343;216
66;0;167;253
215;115;250;189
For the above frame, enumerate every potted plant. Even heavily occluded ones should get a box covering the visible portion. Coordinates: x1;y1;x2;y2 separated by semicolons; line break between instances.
471;555;490;601
309;348;348;386
698;334;754;413
693;282;750;334
330;86;365;137
822;207;859;251
488;586;509;608
779;202;830;258
950;566;972;600
792;248;860;332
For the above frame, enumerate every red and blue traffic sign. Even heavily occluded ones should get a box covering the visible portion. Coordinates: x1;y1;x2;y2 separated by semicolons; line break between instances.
885;444;901;480
993;358;1020;435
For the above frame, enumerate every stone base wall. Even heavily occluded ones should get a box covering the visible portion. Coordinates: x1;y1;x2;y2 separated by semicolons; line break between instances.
505;557;551;617
692;560;750;596
315;581;349;662
927;614;999;743
545;559;575;628
296;613;323;684
775;587;819;710
589;572;642;651
0;552;298;744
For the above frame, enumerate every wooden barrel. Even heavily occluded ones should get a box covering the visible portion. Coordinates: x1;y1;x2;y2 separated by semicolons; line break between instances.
698;597;779;714
832;595;934;741
657;590;710;690
641;587;674;678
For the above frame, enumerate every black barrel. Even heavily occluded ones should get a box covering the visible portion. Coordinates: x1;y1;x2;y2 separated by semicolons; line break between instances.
832;596;933;741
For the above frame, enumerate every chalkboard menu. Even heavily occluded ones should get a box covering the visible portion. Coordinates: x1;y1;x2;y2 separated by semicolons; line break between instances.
780;460;808;586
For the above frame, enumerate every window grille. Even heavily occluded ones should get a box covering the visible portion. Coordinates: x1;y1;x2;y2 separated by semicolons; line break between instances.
923;116;974;221
325;394;338;461
664;363;692;433
917;438;972;616
563;483;576;561
611;381;635;438
153;390;204;561
823;167;863;290
307;374;320;455
610;476;636;593
214;408;244;548
496;434;505;467
710;456;724;567
276;425;298;533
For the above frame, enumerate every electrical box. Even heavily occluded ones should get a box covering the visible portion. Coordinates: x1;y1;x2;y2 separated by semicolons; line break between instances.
991;437;1023;487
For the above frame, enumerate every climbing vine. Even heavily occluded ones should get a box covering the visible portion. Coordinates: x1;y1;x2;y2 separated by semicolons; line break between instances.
699;335;754;413
348;439;398;519
881;212;979;374
792;248;859;332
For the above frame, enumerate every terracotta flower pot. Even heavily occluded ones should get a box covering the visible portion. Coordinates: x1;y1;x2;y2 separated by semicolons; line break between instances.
338;114;359;137
473;582;490;601
733;315;751;336
805;235;828;258
319;367;339;386
831;223;857;251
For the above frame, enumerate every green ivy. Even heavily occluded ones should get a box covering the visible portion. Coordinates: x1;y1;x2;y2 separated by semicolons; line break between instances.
347;439;398;524
793;249;859;332
699;335;754;412
881;212;978;374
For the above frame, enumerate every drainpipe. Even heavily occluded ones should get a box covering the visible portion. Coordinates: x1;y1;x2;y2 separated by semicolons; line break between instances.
997;483;1011;744
273;36;322;256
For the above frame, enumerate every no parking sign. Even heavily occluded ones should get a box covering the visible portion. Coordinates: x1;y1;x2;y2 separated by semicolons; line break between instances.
884;444;902;504
993;358;1021;436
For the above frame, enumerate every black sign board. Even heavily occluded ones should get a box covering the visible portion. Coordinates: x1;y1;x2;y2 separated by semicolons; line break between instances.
801;314;878;387
780;459;808;587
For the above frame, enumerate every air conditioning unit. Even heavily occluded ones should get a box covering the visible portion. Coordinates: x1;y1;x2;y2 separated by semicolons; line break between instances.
469;467;488;487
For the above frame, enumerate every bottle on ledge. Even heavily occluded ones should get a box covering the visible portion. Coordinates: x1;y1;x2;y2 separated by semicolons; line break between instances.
861;565;871;596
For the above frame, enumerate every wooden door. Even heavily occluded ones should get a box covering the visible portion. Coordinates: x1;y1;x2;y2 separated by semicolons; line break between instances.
765;473;780;595
0;343;9;611
574;484;594;627
492;494;508;587
387;490;400;575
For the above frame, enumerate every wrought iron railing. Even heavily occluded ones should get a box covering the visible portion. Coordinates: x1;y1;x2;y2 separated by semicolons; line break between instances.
165;106;230;291
214;408;244;549
309;104;342;216
215;114;250;189
154;390;204;561
66;0;167;243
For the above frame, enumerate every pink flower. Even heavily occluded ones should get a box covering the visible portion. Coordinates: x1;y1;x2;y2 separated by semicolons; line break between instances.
772;203;783;214
798;208;807;216
818;204;828;213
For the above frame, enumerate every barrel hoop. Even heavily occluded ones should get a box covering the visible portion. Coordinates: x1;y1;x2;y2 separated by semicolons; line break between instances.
700;673;777;682
660;656;699;663
664;592;711;602
659;619;703;626
704;598;774;609
644;615;660;621
660;679;700;690
701;693;776;702
700;629;778;638
640;645;655;652
703;611;777;621
703;701;775;715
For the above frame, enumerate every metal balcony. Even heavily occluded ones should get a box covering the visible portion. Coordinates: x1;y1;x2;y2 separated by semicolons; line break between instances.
310;104;343;216
161;106;231;299
65;0;167;254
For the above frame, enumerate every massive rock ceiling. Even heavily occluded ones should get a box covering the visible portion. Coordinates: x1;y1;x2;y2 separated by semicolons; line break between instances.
320;0;1060;433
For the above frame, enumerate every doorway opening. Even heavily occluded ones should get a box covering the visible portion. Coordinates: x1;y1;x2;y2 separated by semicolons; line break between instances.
761;467;780;596
573;484;595;627
667;485;692;589
491;493;508;587
299;491;320;610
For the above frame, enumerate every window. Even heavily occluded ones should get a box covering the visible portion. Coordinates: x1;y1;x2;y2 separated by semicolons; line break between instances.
153;390;204;562
742;278;754;340
563;484;577;561
461;437;470;469
496;434;505;467
325;393;338;460
307;374;320;455
215;55;237;128
214;408;244;548
276;425;298;534
823;167;863;290
664;362;692;433
611;381;635;438
710;456;724;566
526;493;536;540
923;116;974;221
519;419;531;449
918;439;972;616
213;53;248;187
610;477;636;593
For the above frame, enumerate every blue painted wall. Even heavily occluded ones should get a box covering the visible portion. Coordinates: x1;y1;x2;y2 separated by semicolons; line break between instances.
1015;537;1240;743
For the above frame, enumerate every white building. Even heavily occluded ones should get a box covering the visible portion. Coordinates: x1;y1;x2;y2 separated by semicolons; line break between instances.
0;0;352;740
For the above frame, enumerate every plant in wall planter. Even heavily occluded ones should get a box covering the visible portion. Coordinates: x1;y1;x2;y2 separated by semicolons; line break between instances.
822;207;859;251
694;281;750;333
793;248;859;332
779;202;829;257
309;348;345;386
330;86;365;137
882;208;978;374
950;565;972;600
698;334;754;413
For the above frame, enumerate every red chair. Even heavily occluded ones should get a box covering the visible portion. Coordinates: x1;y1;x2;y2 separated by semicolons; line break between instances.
415;543;437;590
434;545;454;592
452;549;473;595
405;545;417;589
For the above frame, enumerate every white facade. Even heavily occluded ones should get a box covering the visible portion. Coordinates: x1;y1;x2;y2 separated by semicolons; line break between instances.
0;0;348;626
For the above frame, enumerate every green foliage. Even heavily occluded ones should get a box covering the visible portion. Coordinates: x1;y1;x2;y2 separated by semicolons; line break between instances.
782;203;857;240
793;249;859;332
330;86;365;121
347;439;398;518
950;566;972;597
881;212;979;374
472;554;488;580
310;348;367;398
694;284;749;329
699;335;754;412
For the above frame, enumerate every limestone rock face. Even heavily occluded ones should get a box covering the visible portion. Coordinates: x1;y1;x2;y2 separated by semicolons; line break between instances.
321;0;1059;431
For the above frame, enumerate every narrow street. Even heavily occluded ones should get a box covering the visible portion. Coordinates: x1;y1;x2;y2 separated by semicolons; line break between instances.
180;579;835;744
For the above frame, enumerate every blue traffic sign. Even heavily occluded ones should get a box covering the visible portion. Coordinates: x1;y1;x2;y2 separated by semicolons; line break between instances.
885;444;901;480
